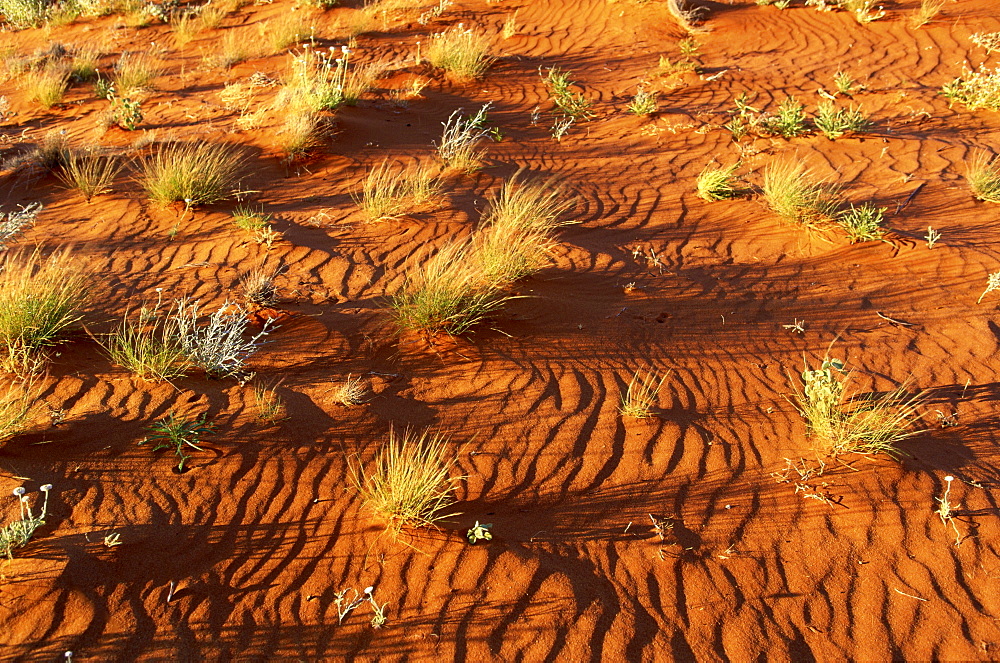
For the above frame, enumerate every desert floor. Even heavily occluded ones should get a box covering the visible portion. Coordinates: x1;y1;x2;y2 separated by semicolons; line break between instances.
2;0;1000;660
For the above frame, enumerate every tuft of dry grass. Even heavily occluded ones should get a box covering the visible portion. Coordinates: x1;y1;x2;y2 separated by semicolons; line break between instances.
697;162;740;201
390;239;506;335
0;249;89;374
112;51;161;94
353;160;443;222
101;306;192;382
22;62;71;108
241;266;281;307
965;151;1000;203
761;160;841;225
55;148;123;201
351;427;462;535
140;141;245;207
0;377;40;445
620;370;669;419
334;373;370;406
261;12;313;53
666;0;709;34
426;24;495;80
277;107;330;161
481;173;575;233
909;0;945;28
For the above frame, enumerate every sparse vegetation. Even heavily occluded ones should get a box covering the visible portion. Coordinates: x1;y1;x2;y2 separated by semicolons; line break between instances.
620;371;668;419
792;356;925;458
814;101;869;139
1;485;52;559
172;298;271;378
425;24;494;80
970;32;1000;55
0;249;89;374
965;151;1000;203
334;373;370;406
240;267;280;307
0;378;39;444
101;305;192;382
697;163;740;201
351;427;461;535
941;67;1000;112
435;104;491;172
838;201;886;242
761;96;807;138
140;141;245;207
542;66;594;120
262;12;312;53
232;205;280;246
54;148;123;201
22;62;71;108
141;413;214;471
353;160;442;222
762;160;841;225
112;51;161;93
627;86;658;115
253;380;285;421
909;0;945;28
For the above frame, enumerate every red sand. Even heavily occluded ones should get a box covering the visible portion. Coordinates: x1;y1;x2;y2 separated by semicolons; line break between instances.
2;0;1000;659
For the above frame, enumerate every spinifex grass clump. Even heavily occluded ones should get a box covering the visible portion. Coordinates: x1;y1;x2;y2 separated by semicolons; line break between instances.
112;51;161;94
140;141;245;207
1;485;52;559
353;160;442;222
697;162;740;201
101;305;192;382
391;240;506;335
55;148;123;201
0;249;89;374
941;67;1000;112
762;160;841;225
792;357;926;458
352;428;461;535
965;151;1000;203
838;201;886;242
425;23;494;80
141;413;214;472
0;378;39;444
620;371;669;419
481;173;574;233
814;101;869;139
391;174;569;335
22;62;71;108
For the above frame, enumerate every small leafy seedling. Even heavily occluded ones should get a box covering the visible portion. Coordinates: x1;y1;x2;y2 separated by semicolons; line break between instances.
141;413;215;471
466;520;493;544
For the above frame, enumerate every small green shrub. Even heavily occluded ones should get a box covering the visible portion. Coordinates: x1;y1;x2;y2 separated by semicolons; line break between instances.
542;66;594;120
761;96;807;138
1;485;52;559
838;202;886;242
627;86;658;115
942;66;1000;112
815;101;869;139
141;413;214;471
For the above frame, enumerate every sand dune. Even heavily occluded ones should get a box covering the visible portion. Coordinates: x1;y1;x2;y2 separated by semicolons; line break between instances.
2;0;1000;659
